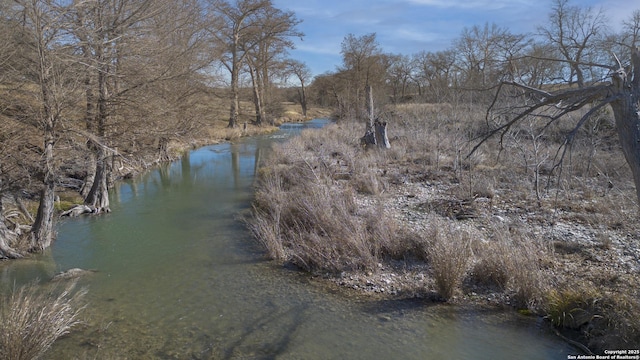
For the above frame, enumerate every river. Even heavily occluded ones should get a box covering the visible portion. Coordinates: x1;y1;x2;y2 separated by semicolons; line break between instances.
0;119;574;359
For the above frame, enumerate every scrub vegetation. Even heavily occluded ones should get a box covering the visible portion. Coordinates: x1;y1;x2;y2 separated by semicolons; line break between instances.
249;0;640;353
248;103;640;352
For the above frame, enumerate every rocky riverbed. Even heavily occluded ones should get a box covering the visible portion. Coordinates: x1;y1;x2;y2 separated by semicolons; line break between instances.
328;175;640;299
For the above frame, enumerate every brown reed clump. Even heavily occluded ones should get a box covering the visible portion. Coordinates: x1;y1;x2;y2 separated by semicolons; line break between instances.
423;216;473;301
0;280;87;360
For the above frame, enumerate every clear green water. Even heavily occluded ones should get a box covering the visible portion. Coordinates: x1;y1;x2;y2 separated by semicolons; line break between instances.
1;120;573;359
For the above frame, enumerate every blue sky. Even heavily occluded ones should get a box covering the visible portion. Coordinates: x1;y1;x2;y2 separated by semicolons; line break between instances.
271;0;634;77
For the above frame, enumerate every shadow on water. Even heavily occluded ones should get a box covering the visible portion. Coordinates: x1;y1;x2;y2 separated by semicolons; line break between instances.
0;118;575;359
221;302;310;360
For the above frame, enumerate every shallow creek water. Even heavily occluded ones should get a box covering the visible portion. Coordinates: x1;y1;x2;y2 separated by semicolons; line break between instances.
0;119;574;359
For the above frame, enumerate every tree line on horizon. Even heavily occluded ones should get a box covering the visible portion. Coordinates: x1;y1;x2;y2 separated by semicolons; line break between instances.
318;1;640;209
317;0;639;121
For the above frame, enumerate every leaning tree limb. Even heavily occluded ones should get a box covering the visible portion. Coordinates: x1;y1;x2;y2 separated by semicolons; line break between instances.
473;82;611;156
473;47;640;206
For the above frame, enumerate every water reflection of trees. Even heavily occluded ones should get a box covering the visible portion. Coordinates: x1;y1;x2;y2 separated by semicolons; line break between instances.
111;138;267;206
231;142;262;191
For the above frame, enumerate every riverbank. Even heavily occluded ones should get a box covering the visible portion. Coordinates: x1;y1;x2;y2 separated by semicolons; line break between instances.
248;104;640;354
0;102;331;257
96;103;333;186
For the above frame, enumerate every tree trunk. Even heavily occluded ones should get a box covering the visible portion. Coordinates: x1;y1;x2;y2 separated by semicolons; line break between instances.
228;36;240;128
611;47;640;206
0;196;22;259
229;68;240;128
31;167;55;251
80;44;96;199
83;40;111;214
375;120;391;149
365;85;374;128
80;150;97;198
31;50;57;251
299;85;307;118
84;146;111;214
249;62;263;125
359;85;391;148
360;119;391;149
361;125;377;147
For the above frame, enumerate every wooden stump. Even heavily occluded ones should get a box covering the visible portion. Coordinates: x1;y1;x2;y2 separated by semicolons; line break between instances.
361;119;390;149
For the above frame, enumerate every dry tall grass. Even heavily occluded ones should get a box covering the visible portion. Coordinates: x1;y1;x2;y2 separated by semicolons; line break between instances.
247;122;410;273
470;224;549;309
0;280;87;360
423;216;472;300
248;102;640;350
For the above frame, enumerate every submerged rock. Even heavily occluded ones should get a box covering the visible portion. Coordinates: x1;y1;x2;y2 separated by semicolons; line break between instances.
51;268;97;282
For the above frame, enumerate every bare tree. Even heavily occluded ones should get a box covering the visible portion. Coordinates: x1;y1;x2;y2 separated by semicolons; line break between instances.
307;71;341;108
70;0;210;214
208;0;270;128
387;54;416;102
622;10;640;48
339;33;388;119
283;59;312;117
12;0;78;250
209;0;300;126
514;42;564;88
412;49;457;102
0;0;213;254
453;22;529;104
243;4;301;125
68;0;153;214
538;0;609;87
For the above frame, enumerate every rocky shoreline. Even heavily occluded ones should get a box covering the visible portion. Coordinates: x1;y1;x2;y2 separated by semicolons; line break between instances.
320;159;640;353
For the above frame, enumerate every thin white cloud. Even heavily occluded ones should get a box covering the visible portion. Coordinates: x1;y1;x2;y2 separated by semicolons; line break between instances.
391;28;439;43
294;41;341;56
405;0;532;10
273;0;637;76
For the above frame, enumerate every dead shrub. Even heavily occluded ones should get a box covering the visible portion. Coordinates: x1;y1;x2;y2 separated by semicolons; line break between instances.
424;216;473;301
285;219;373;273
281;184;379;272
592;294;640;350
470;175;496;199
247;206;285;261
248;122;413;273
508;241;547;310
353;171;383;195
470;256;510;291
362;206;407;259
0;280;87;360
249;157;380;272
470;224;548;309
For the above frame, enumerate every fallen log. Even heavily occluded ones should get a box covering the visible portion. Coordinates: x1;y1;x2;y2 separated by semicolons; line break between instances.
60;205;96;217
